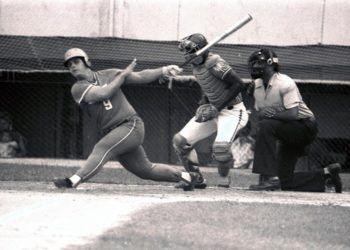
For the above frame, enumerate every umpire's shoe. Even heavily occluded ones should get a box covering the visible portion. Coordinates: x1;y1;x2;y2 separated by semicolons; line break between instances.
326;163;342;193
53;177;73;188
249;176;281;191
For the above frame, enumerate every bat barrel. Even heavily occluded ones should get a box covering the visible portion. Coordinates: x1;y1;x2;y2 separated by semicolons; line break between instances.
195;14;253;57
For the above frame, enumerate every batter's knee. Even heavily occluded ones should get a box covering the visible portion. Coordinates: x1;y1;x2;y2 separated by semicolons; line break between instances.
213;141;233;177
132;162;155;180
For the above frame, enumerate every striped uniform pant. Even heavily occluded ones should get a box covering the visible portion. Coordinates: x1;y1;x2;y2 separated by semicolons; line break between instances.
179;102;249;165
76;115;182;183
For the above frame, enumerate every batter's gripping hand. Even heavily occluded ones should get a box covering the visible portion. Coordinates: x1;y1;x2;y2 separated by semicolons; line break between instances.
159;65;183;84
195;104;219;123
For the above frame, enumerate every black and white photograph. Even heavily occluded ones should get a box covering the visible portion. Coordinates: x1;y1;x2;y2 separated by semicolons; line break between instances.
0;0;349;249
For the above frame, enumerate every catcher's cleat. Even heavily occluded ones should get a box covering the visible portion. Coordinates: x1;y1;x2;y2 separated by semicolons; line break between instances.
326;163;342;193
53;177;73;188
217;175;231;188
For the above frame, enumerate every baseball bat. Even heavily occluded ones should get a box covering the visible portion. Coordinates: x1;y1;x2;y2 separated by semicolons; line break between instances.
168;14;253;89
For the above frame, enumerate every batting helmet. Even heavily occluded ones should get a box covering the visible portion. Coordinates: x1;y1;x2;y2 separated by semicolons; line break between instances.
64;48;91;67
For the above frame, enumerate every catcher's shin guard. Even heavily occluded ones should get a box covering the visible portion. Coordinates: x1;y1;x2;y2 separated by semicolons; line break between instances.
215;159;233;188
217;160;233;177
213;141;233;177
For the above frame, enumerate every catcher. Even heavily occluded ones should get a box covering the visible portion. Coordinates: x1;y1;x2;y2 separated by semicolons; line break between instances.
53;48;200;190
172;33;249;188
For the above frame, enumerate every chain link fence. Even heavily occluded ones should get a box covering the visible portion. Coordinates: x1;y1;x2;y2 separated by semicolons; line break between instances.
0;36;349;170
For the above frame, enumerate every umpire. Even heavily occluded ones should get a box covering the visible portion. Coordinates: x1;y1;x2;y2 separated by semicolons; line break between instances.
247;48;342;193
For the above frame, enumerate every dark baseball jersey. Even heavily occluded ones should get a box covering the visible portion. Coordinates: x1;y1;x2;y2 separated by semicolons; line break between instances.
71;69;137;131
192;53;242;108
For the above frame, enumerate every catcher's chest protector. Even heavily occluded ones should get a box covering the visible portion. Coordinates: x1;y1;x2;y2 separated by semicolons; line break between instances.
193;65;230;108
193;53;242;108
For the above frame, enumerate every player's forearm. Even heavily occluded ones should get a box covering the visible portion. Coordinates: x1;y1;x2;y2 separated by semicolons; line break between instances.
259;106;299;121
173;75;197;83
101;71;129;97
272;107;299;120
126;68;163;84
216;83;244;111
216;70;244;110
110;72;129;89
85;72;128;102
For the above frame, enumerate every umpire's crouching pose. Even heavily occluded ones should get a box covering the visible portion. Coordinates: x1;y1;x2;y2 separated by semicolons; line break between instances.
247;48;342;193
53;48;199;190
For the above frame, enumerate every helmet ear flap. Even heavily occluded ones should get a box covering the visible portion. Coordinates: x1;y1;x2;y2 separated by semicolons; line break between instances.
85;59;92;68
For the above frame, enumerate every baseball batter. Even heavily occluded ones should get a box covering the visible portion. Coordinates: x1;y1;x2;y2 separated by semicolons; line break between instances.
53;48;199;190
172;34;249;188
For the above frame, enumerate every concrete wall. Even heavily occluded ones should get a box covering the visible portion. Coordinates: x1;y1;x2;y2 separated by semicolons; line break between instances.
0;0;349;45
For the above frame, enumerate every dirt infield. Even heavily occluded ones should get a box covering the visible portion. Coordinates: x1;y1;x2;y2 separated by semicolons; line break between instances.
0;158;349;249
0;158;349;191
0;181;349;250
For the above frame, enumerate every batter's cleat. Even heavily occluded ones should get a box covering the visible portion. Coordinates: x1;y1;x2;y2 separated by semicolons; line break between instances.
53;177;73;188
175;177;207;189
326;163;342;193
179;172;201;191
217;175;231;188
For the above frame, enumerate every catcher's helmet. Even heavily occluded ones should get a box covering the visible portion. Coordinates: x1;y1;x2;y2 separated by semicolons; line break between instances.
248;48;279;79
179;33;208;55
64;48;91;67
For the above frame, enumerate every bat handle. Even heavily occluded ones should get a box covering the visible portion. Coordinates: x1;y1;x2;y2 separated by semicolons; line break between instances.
168;61;190;90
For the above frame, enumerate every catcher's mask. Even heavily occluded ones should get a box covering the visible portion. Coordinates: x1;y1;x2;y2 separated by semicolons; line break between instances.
64;48;91;68
178;33;209;65
248;48;279;79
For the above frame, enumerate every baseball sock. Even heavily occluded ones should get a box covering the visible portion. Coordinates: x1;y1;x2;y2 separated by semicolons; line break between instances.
181;172;191;182
69;174;81;187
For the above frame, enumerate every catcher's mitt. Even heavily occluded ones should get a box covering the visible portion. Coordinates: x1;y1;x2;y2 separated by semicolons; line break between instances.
195;104;218;123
